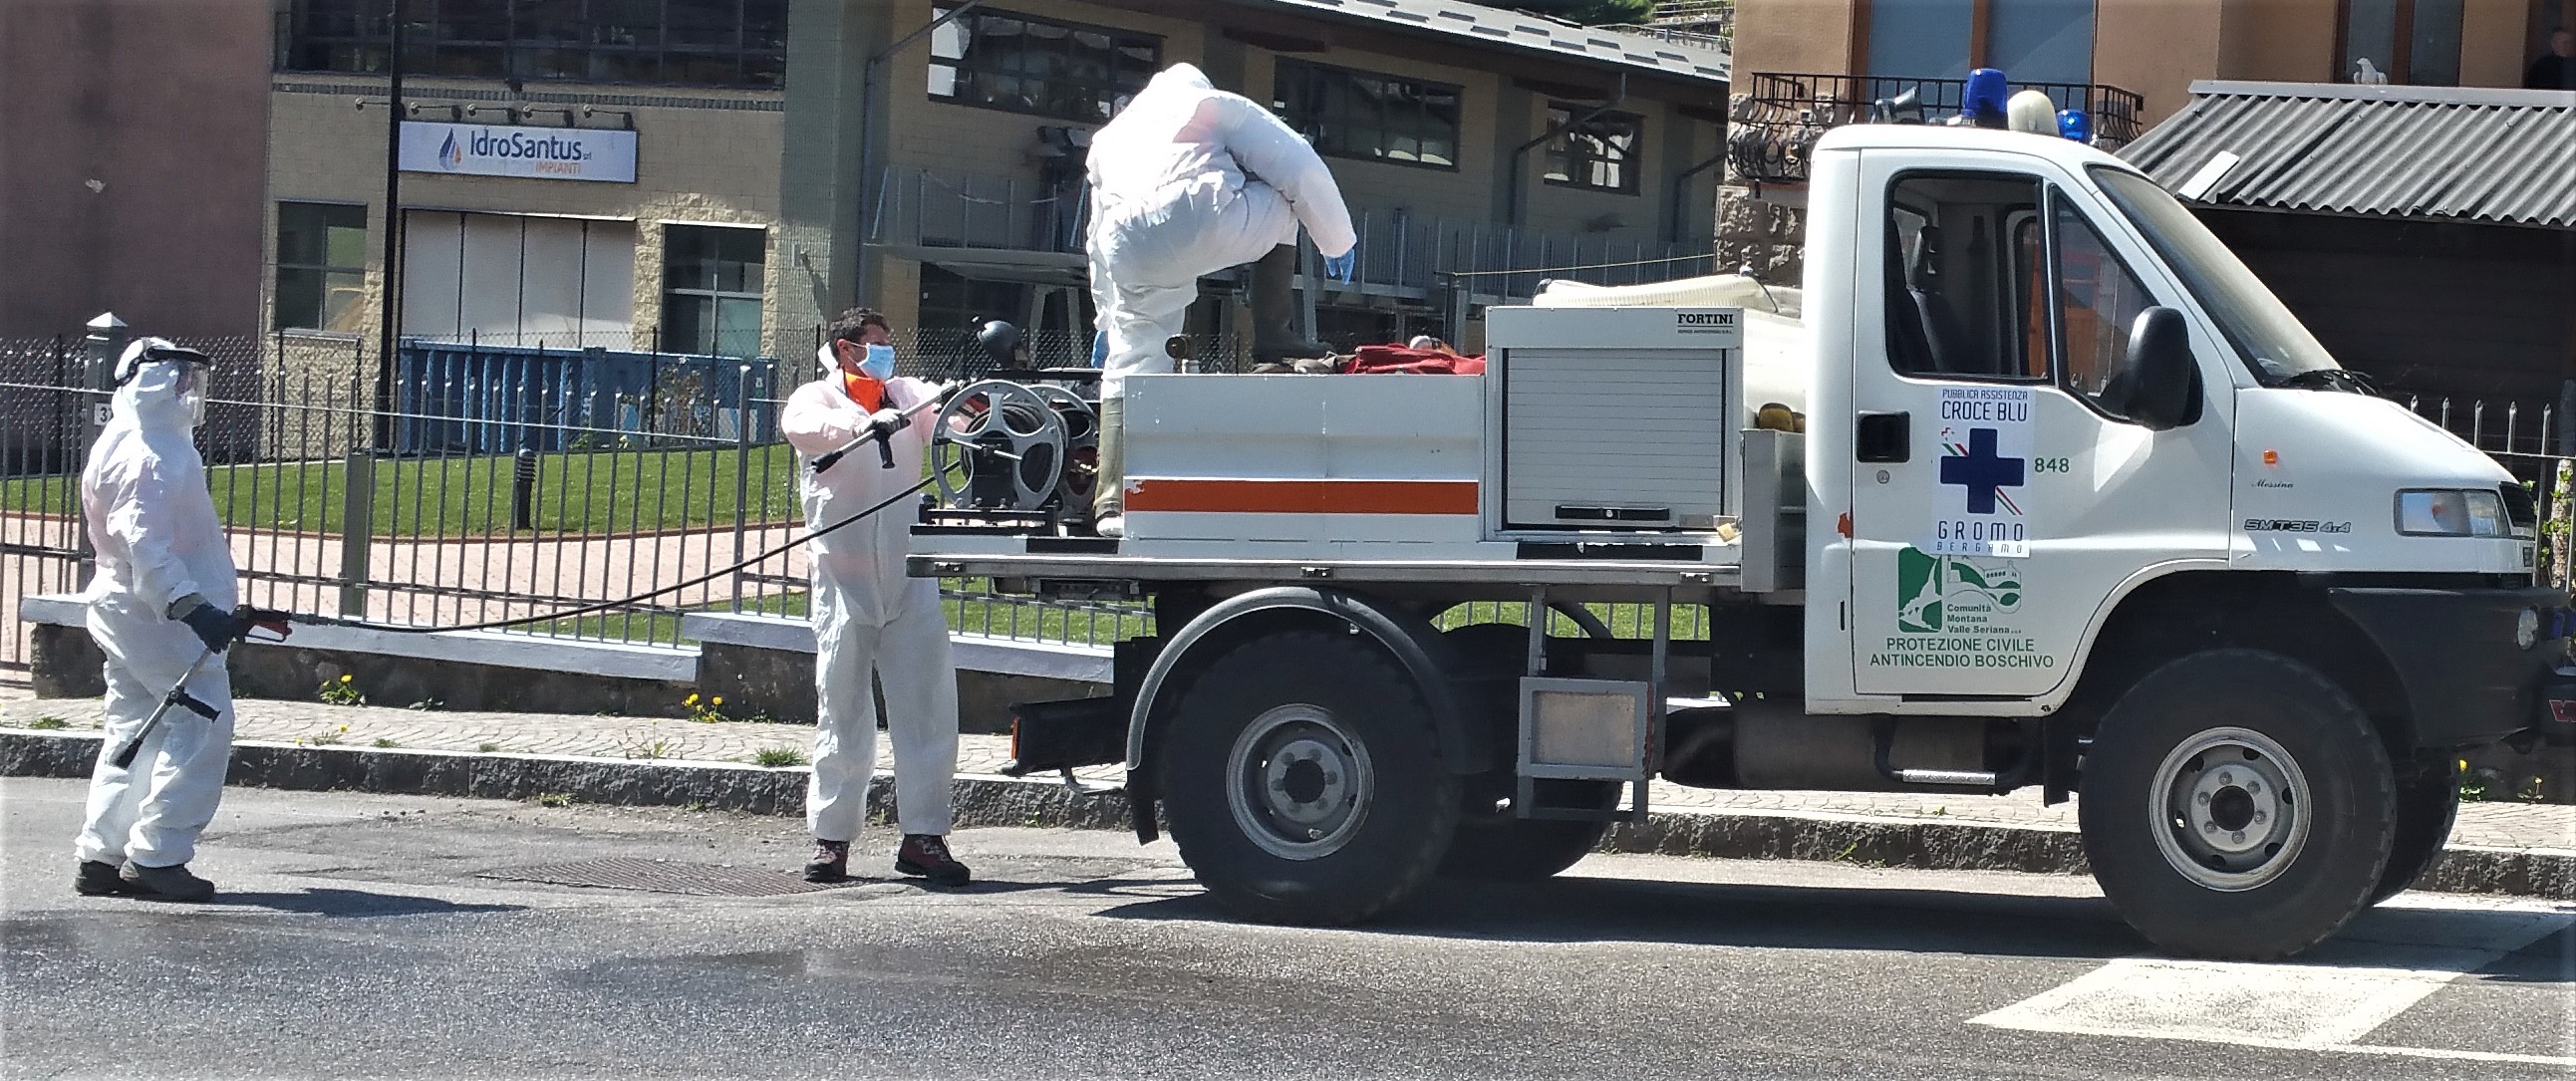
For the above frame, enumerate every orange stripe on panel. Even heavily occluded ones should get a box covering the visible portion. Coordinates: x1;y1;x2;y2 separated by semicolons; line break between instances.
1126;479;1478;515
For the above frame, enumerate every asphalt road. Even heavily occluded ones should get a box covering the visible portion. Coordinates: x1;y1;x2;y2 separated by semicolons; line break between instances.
4;777;2569;1081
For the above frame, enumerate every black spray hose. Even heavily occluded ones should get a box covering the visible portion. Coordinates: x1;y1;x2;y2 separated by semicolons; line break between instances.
291;472;939;636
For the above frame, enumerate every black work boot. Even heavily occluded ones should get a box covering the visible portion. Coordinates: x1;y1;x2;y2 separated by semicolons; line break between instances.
895;834;972;888
120;861;216;903
803;839;850;883
75;860;140;897
1248;244;1333;363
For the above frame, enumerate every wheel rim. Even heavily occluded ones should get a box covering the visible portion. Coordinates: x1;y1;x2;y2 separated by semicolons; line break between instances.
1224;703;1375;861
2147;726;2314;892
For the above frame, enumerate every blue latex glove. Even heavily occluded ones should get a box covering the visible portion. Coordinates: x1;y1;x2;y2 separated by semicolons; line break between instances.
1089;331;1108;368
1322;250;1356;284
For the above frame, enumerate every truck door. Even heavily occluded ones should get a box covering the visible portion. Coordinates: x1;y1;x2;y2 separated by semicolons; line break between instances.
1846;152;2234;698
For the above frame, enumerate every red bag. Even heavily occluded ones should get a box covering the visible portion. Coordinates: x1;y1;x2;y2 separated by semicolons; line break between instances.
1344;344;1486;376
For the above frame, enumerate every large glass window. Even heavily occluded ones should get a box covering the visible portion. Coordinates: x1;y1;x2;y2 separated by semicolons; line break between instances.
1274;60;1461;170
1865;0;2097;84
927;6;1161;125
283;0;787;89
2340;0;2463;85
275;202;371;333
661;225;764;357
1883;173;2048;381
2049;200;2160;415
2092;166;2343;387
1543;106;1642;194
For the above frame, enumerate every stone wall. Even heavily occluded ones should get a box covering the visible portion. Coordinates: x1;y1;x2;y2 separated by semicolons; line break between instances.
1714;184;1808;286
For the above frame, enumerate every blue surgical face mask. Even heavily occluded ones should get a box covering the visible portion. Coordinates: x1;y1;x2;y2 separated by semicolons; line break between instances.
859;343;896;381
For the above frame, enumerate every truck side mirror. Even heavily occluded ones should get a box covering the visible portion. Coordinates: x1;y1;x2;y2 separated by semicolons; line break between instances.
2124;307;2201;431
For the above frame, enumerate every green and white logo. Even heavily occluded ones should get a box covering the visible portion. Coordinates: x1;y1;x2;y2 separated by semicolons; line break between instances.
1896;547;2023;634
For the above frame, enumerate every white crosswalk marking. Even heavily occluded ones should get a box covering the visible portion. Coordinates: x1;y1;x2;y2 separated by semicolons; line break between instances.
1971;896;2575;1064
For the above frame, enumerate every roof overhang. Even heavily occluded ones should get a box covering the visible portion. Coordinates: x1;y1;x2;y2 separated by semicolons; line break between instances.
2119;80;2576;230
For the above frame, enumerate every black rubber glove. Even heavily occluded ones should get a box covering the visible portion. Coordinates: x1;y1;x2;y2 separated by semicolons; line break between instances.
175;599;243;654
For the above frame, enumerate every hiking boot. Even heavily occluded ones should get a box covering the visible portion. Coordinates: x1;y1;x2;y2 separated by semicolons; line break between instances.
120;861;215;903
803;839;850;883
895;834;972;888
75;859;140;897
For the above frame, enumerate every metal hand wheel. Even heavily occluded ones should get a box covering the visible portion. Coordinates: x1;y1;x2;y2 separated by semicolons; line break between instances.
932;380;1067;511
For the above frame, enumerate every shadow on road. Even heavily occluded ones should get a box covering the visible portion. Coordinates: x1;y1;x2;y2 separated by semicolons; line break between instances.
216;887;524;918
1086;872;2575;978
1092;873;2138;960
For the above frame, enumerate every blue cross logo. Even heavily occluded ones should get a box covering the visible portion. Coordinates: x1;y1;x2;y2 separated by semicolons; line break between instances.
1938;427;2026;515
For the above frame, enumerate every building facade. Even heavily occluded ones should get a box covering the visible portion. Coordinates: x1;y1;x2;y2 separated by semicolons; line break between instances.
256;0;1731;377
3;0;273;342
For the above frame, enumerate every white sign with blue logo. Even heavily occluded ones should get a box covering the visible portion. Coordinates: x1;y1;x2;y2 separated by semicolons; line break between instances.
398;122;637;183
1929;385;2034;559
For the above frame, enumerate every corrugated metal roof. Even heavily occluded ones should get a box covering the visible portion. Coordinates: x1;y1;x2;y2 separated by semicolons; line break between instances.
1243;0;1731;85
2120;81;2576;228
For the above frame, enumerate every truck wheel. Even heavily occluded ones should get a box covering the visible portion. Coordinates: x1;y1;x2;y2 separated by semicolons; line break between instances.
1159;631;1460;926
2079;649;2396;960
2370;756;2459;905
1439;779;1618;881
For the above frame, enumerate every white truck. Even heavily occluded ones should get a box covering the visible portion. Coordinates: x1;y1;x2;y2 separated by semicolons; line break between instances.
914;124;2566;960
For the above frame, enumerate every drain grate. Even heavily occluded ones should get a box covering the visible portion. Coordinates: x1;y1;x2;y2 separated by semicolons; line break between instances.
478;857;859;897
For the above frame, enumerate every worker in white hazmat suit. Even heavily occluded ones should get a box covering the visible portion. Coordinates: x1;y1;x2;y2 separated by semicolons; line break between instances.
1085;63;1358;536
73;339;243;903
777;308;970;888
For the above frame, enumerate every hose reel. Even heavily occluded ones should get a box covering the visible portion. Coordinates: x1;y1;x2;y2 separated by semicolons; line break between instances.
931;379;1099;513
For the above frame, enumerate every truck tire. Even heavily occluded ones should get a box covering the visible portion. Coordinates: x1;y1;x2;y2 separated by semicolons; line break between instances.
2079;649;2396;960
1158;631;1460;926
1439;778;1618;881
1429;622;1612;881
2370;756;2459;905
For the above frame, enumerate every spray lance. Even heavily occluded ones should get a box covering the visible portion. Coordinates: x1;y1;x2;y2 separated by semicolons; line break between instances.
108;606;295;770
807;381;964;473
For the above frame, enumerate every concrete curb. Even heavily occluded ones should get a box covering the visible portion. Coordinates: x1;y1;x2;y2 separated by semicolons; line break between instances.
6;729;2567;900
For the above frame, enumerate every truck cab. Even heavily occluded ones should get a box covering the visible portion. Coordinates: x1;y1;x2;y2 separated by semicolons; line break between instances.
912;124;2566;961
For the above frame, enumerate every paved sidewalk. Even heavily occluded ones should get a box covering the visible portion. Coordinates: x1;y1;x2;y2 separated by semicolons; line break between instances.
6;691;2571;854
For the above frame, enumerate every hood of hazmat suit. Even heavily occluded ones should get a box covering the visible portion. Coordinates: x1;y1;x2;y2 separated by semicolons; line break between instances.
83;339;235;616
1086;63;1357;397
74;338;239;869
779;344;943;608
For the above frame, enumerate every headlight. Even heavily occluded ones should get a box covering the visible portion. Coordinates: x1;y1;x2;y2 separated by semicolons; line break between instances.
2395;489;2507;537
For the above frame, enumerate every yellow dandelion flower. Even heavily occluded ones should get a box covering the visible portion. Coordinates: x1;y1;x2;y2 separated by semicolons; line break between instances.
711;696;723;707
686;693;700;705
340;675;354;683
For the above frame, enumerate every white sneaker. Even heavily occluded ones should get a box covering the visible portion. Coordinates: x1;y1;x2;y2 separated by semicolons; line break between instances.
1095;515;1125;538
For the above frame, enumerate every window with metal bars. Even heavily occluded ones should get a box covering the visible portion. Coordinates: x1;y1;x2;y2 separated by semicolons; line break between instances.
281;0;786;90
926;5;1162;125
1542;105;1642;194
1273;59;1462;170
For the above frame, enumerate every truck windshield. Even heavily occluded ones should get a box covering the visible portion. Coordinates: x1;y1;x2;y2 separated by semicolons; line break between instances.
2090;166;2343;387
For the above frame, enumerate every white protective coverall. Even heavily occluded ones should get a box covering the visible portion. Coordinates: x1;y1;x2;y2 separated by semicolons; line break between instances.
1085;63;1358;398
75;340;238;870
777;347;958;841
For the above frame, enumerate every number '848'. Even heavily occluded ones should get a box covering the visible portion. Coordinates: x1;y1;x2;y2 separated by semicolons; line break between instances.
2031;456;2073;473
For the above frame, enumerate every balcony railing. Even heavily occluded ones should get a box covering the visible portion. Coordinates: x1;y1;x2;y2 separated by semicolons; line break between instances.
870;165;1713;303
1730;72;2146;185
868;166;1091;257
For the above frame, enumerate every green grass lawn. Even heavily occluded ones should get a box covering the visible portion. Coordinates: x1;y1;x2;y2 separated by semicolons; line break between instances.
531;593;1687;651
532;579;1155;648
0;444;805;537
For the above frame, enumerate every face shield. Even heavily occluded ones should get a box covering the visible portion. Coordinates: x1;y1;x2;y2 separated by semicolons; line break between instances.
115;341;217;427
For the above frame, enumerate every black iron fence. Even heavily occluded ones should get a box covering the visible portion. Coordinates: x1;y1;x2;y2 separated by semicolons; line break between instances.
1730;72;2147;186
